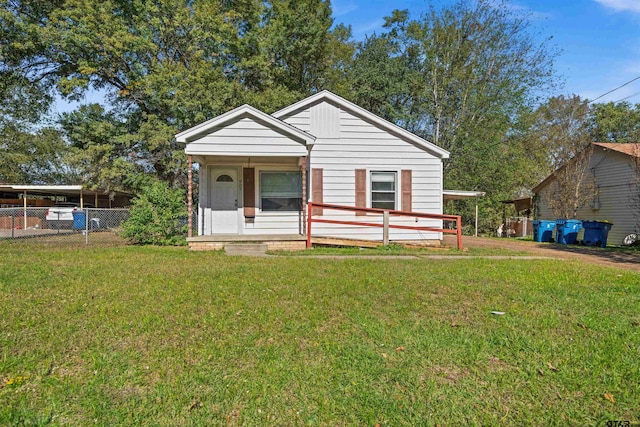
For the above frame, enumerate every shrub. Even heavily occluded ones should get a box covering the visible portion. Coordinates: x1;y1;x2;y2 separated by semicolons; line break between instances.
121;181;187;245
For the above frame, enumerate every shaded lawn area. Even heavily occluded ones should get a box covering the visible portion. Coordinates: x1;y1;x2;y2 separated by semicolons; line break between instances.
0;243;638;426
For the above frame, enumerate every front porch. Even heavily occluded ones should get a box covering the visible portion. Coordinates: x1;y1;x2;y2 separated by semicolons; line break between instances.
177;104;315;242
188;233;307;251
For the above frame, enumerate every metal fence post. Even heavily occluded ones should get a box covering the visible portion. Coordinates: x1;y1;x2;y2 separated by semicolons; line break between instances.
85;208;89;245
11;209;15;239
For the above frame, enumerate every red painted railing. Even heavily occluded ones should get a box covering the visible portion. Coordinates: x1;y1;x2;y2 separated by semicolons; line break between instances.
306;202;463;250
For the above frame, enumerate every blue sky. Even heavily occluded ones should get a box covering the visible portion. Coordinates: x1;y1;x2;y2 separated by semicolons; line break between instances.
333;0;640;103
55;0;640;114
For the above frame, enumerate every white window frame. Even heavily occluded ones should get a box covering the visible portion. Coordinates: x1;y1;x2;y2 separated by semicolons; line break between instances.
258;169;303;213
369;170;399;210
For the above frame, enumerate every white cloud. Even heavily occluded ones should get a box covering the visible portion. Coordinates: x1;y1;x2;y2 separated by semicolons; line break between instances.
593;0;640;13
332;1;358;17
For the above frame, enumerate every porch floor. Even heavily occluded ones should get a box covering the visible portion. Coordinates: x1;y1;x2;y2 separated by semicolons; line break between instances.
188;234;307;251
188;234;306;242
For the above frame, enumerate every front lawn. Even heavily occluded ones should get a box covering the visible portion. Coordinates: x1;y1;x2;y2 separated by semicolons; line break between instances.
0;243;638;425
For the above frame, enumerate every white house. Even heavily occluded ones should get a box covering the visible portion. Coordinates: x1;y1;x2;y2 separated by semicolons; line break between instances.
177;91;451;250
533;142;640;245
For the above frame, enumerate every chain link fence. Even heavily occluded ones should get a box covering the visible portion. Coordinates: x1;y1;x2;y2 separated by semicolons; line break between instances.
0;207;130;244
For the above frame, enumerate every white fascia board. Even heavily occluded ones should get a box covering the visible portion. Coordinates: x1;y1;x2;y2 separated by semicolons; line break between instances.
184;146;308;156
11;185;84;191
443;190;486;200
274;90;450;159
176;104;315;145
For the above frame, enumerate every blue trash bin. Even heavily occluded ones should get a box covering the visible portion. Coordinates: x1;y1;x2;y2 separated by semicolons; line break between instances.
532;220;556;242
555;219;583;245
582;221;613;248
72;210;86;230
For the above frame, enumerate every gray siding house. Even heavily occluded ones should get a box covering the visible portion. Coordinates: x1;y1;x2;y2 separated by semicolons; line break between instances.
533;143;640;245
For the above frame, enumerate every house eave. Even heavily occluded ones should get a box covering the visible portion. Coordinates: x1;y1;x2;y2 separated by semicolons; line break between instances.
176;104;316;145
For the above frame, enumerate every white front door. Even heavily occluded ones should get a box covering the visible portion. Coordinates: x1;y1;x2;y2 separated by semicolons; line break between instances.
211;168;239;234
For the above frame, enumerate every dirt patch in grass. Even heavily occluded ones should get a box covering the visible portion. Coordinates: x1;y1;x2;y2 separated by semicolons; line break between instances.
444;235;640;271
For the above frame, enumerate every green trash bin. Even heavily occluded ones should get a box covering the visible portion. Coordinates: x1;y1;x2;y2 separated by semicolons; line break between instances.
582;221;613;248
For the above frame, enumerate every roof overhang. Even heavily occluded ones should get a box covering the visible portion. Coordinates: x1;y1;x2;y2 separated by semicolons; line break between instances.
274;90;450;160
443;190;486;200
0;184;132;198
593;142;640;158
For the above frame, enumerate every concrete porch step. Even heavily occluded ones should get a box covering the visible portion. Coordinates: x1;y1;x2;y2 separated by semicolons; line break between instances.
224;243;269;256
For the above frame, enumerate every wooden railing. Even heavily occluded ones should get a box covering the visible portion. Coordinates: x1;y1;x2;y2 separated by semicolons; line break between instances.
306;202;463;250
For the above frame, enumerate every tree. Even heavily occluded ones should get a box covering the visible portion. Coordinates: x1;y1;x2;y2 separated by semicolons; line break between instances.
348;1;558;232
533;95;595;219
589;102;640;143
0;122;70;184
58;104;138;192
350;1;556;176
1;0;353;189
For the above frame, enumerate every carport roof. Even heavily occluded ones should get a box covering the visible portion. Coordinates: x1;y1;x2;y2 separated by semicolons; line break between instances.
443;190;486;200
0;184;133;198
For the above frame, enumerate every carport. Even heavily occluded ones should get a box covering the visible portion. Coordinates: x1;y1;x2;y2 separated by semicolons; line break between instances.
0;184;133;230
443;190;486;237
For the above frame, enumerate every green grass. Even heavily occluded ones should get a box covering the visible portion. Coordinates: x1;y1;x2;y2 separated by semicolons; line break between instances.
271;244;530;257
1;240;639;426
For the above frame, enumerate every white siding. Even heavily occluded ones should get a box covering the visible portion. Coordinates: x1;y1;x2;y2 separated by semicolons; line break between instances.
285;109;311;133
284;103;444;241
310;103;340;138
535;149;639;245
186;117;307;156
198;160;304;236
193;100;446;241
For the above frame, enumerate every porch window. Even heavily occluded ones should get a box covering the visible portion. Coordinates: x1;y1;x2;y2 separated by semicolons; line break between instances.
260;171;302;211
371;171;396;210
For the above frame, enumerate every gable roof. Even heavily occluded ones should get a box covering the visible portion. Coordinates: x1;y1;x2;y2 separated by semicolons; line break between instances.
532;142;640;193
593;142;640;158
176;104;315;145
274;90;450;159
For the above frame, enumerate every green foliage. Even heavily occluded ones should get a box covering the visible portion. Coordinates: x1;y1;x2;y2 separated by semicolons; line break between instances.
529;95;592;221
121;181;187;246
348;0;559;232
590;102;640;143
0;122;71;184
0;0;353;188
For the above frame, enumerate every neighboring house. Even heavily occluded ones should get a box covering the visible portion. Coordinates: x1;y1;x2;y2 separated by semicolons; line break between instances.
177;90;450;249
533;143;640;245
